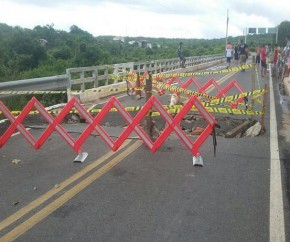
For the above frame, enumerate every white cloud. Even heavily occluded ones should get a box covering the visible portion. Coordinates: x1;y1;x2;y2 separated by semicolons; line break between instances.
0;0;287;39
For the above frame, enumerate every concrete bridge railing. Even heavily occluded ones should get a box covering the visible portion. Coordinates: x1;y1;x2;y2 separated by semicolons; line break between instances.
0;54;225;102
66;54;225;102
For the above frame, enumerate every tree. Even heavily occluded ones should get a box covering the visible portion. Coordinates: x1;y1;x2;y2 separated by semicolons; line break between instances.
277;21;290;47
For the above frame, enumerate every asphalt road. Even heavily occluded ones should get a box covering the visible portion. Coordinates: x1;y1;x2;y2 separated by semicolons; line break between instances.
0;62;289;242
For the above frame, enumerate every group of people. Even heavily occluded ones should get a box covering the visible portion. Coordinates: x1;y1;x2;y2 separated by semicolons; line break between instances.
179;40;250;70
255;36;289;78
265;35;290;78
225;40;249;70
254;44;269;77
179;35;290;78
226;36;290;78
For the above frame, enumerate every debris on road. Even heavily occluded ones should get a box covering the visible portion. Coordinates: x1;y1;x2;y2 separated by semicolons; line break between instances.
244;121;262;137
191;127;205;135
11;159;21;164
225;119;256;138
12;201;19;206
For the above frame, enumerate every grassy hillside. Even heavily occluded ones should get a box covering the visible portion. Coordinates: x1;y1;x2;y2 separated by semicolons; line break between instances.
0;23;278;83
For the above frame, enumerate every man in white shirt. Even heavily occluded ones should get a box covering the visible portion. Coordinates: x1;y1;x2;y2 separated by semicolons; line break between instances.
226;42;233;69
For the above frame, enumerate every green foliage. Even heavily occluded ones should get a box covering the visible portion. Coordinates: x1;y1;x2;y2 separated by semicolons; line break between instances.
1;21;290;85
277;21;290;47
0;23;234;84
1;21;289;109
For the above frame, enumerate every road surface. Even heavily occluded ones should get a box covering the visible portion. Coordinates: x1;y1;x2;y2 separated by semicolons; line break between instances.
0;63;289;242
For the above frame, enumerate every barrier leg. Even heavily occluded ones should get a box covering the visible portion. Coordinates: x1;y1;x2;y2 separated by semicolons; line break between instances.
192;153;203;166
74;151;88;163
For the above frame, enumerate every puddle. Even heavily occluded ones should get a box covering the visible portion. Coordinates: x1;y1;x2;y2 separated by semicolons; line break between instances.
279;82;290;114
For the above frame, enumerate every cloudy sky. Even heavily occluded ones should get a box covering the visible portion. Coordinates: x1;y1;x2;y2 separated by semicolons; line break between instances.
0;0;287;39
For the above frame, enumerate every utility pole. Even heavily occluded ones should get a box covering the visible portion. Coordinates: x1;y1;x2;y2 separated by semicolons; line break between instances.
225;9;229;47
276;27;279;44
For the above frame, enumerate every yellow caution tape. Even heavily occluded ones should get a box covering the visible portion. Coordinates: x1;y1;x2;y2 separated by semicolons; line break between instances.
1;103;263;116
0;90;67;95
152;64;255;78
0;88;145;95
0;64;256;96
154;79;266;104
252;95;263;105
161;107;262;116
112;64;255;81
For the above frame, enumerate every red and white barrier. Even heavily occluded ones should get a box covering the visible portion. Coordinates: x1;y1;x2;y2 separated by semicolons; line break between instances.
0;95;217;165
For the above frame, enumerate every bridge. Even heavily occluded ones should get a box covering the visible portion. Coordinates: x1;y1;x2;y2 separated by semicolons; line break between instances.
0;54;289;242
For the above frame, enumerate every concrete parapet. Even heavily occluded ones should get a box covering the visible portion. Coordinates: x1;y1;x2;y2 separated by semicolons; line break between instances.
76;59;225;103
163;59;224;75
72;81;127;103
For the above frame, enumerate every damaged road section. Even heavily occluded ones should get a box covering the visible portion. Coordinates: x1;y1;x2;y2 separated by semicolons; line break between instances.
0;107;263;139
180;114;262;138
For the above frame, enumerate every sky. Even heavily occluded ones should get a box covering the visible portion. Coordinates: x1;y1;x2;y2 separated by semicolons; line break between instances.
0;0;287;39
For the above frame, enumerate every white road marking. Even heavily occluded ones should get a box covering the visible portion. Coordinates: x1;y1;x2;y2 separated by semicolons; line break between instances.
269;69;285;241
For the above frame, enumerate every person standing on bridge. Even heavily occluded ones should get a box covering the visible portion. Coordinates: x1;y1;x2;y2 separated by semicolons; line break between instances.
225;41;233;69
255;45;261;67
271;44;279;77
238;39;249;72
178;42;186;68
284;34;290;77
260;44;267;77
234;43;239;65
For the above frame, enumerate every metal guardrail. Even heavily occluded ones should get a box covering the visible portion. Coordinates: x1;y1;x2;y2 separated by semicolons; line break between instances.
0;54;224;100
0;75;69;98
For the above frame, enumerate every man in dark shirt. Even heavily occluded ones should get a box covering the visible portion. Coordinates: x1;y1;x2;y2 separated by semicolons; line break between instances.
178;42;186;68
238;39;249;72
234;43;239;65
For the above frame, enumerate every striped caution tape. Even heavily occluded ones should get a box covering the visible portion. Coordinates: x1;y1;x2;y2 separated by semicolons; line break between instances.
162;107;262;116
71;87;145;93
0;88;146;95
1;104;262;116
203;107;262;115
0;87;266;111
171;93;258;109
1;65;253;96
252;95;263;105
152;64;255;78
111;64;255;81
0;64;256;96
154;81;212;99
0;90;68;95
204;89;265;106
171;92;263;108
154;79;266;104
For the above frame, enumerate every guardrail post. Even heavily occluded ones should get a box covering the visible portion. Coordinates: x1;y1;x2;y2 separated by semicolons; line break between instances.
80;71;85;91
260;84;268;133
146;74;153;138
136;73;141;98
251;55;256;118
93;69;98;88
105;66;109;86
66;69;72;101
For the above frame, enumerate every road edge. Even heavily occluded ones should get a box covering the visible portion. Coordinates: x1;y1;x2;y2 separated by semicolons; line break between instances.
269;68;286;241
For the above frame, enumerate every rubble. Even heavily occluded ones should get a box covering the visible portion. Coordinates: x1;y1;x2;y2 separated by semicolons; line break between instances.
244;121;262;137
225;119;256;138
